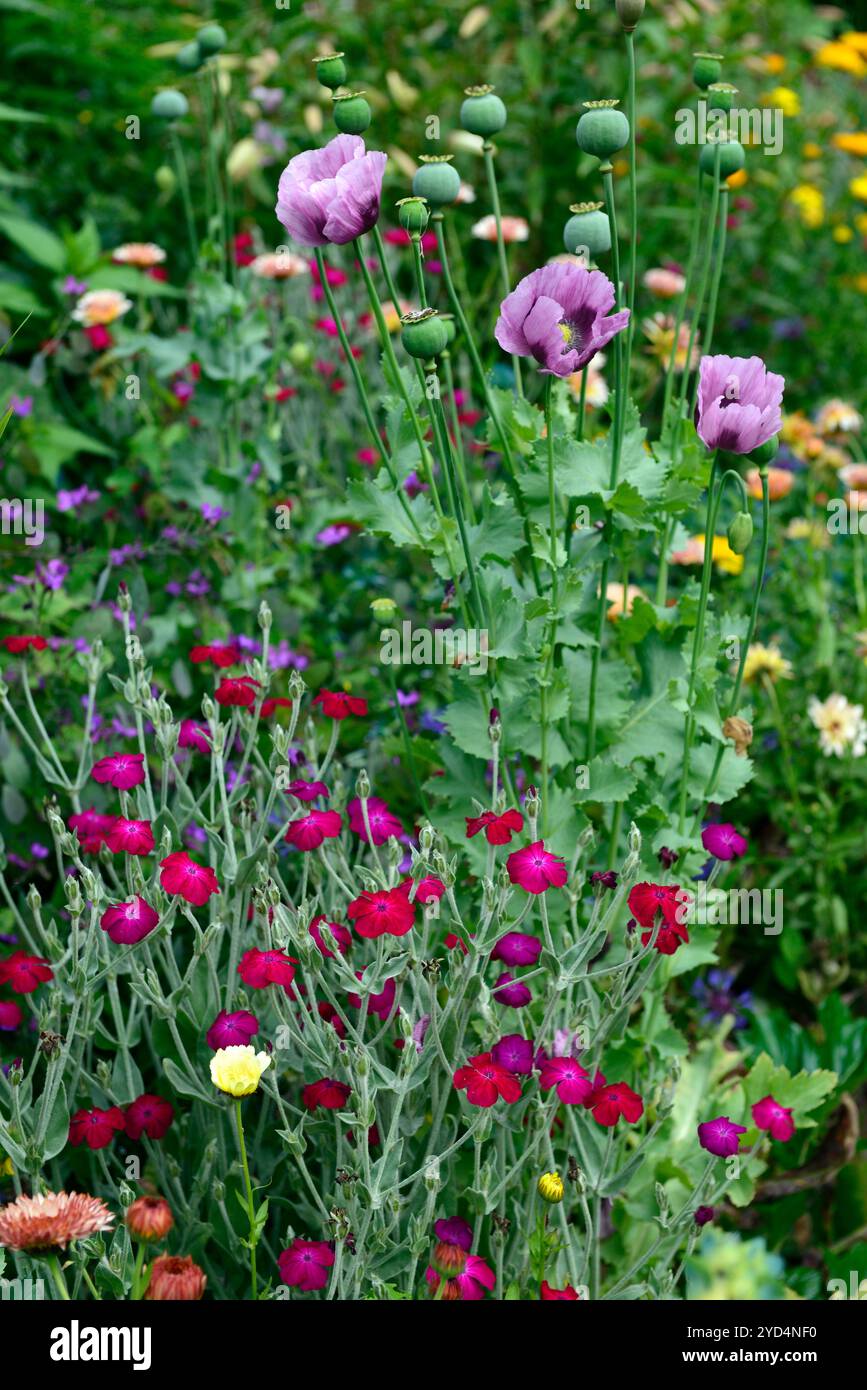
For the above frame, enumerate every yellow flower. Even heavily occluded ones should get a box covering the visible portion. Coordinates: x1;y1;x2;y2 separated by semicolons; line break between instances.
764;87;800;117
816;42;866;77
0;1156;14;1177
849;175;867;202
209;1045;271;1097
743;643;793;685
538;1172;564;1204
727;168;749;190
710;535;744;576
833;133;867;157
834;225;854;243
856;214;867;235
789;184;825;229
841;32;867;57
802;142;823;160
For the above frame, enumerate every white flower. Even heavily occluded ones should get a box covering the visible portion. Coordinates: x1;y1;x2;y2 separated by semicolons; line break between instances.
808;692;867;758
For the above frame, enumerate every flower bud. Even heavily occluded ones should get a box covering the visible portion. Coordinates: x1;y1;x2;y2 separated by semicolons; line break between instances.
151;89;189;122
460;84;507;137
576;100;630;161
538;1171;564;1204
144;1254;206;1301
196;24;226;56
750;435;779;467
563;201;611;257
126;1195;174;1242
727;511;753;554
313;52;347;90
396;196;429;236
176;42;202;72
615;0;645;30
693;52;724;89
356;768;371;800
412;155;461;208
400;308;449;360
332;92;371;135
370;595;398;621
699;136;745;179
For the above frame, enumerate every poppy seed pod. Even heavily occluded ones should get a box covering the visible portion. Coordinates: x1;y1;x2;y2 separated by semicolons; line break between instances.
460;84;507;137
196;23;226;56
615;0;646;30
699;137;745;178
563;201;611;257
397;196;430;236
313;52;347;90
750;435;780;467
332;92;372;135
576;100;630;161
412;155;461;207
728;512;754;555
176;41;202;72
707;82;738;115
693;52;724;89
401;308;450;359
151;89;189;121
439;312;457;346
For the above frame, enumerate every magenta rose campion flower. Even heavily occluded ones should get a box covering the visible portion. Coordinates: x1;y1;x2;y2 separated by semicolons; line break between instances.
506;841;568;894
491;1034;535;1075
159;850;220;905
495;263;629;378
539;1056;593;1105
91;752;145;790
206;1009;259;1051
284;809;342;851
106;818;155;856
101;896;159;945
493;972;532;1008
491;930;542;966
0;1000;23;1031
698;1115;748;1157
275;134;387;247
278;1238;334;1293
347;795;403;845
696;354;785;454
701;822;748;860
752;1095;795;1142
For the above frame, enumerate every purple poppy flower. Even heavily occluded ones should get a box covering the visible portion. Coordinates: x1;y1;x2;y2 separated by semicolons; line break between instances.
494;263;629;378
697;1115;748;1157
491;930;542;967
275;134;387;247
701;822;748;861
491;1033;534;1075
696;354;784;455
493;972;532;1008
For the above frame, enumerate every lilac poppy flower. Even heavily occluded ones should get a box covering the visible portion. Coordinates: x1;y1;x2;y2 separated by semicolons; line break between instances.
697;1115;747;1157
696;354;784;455
275;134;387;247
494;263;629;378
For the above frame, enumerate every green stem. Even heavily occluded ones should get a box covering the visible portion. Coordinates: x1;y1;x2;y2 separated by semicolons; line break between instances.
234;1099;258;1300
47;1253;71;1301
483;141;522;394
678;451;721;832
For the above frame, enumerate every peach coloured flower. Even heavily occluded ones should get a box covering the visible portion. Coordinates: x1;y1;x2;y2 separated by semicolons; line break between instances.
250;251;309;279
72;289;132;327
111;243;166;268
126;1195;174;1242
642;313;699;370
839;464;867;491
471;214;529;243
816;400;863;435
377;299;413;333
566;351;608;408
0;1190;114;1250
605;582;646;621
746;467;794;501
642;267;685;298
144;1253;207;1300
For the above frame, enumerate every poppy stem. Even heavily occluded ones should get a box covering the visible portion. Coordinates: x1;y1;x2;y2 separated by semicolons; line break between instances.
678;451;721;834
482;141;523;396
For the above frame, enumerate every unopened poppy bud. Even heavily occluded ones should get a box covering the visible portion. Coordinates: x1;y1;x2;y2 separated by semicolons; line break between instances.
412;155;461;208
615;0;645;30
313;52;347;90
693;52;724;89
460;84;507;137
196;23;226;56
151;89;189;121
397;195;429;236
707;82;738;115
563;201;611;257
176;41;202;72
332;91;371;135
576;100;630;161
750;434;779;467
126;1195;174;1242
538;1171;564;1204
401;308;449;360
728;511;753;554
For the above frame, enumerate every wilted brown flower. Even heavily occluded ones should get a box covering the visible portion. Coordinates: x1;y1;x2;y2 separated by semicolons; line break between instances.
722;715;754;757
144;1253;207;1301
0;1190;114;1250
126;1195;174;1242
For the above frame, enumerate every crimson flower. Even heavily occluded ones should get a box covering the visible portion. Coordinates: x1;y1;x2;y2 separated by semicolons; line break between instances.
91;752;145;789
106;818;155;856
453;1052;522;1107
100;897;159;945
0;951;54;994
159;851;220;905
312;689;368;719
285;809;342;851
398;874;445;904
178;720;211;753
465;808;524;844
69;1106;126;1150
206;1009;259;1050
627;882;685;928
346;971;396;1021
1;634;47;654
237;947;297;990
752;1095;795;1142
347;795;403;845
0;1001;23;1031
68;807;115;853
506;840;568;894
215;676;260;708
541;1280;581;1300
278;1238;334;1292
190;643;238;668
539;1057;593;1105
347;887;415;939
286;779;328;801
125;1094;174;1141
588;1081;643;1127
302;1077;351;1112
260;697;293;717
309;916;352;958
697;1115;748;1157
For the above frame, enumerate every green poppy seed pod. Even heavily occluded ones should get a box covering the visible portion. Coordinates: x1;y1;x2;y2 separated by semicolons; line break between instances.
151;89;189;121
699;137;745;178
313;52;347;90
707;82;738;115
332;92;371;135
397;196;429;235
576;100;630;161
460;84;507;137
563;201;611;257
728;512;754;555
615;0;646;30
439;312;457;346
412;155;461;207
196;23;227;55
401;308;450;360
176;41;203;72
693;52;724;90
750;435;780;467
